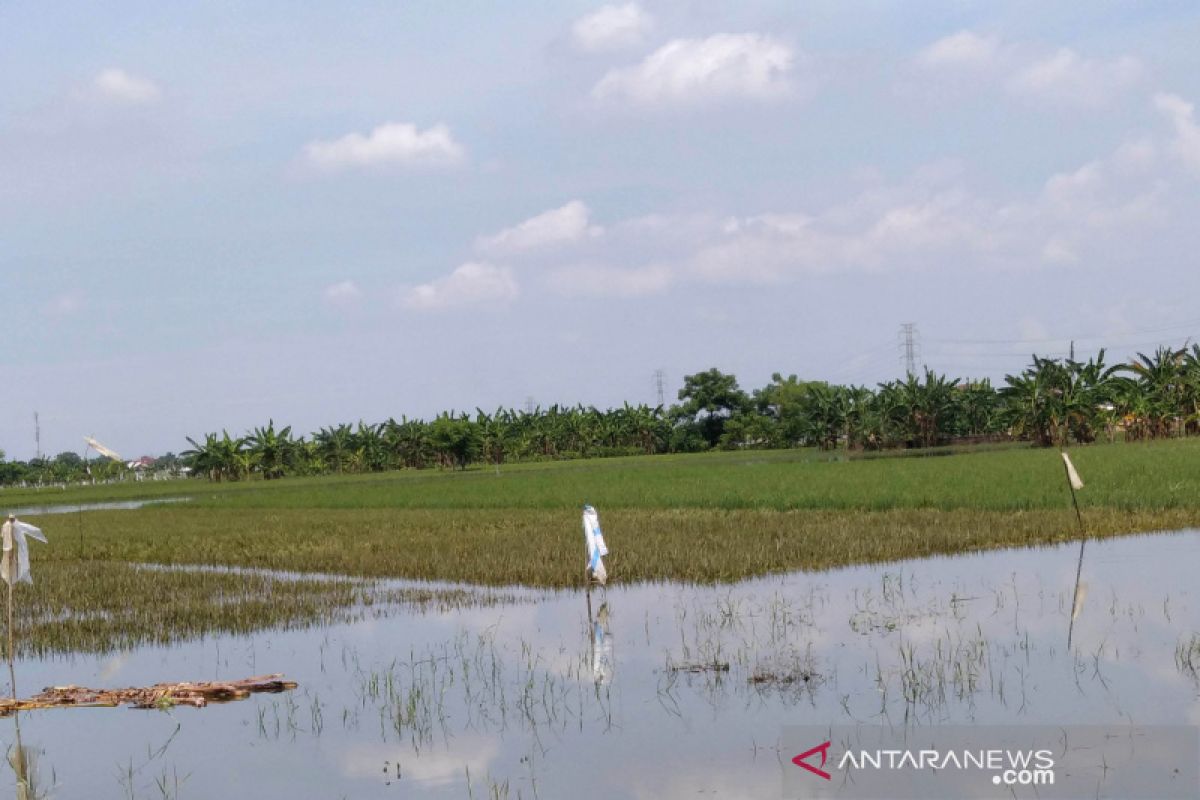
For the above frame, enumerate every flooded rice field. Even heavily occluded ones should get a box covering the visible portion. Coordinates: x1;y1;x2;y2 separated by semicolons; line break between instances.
5;498;191;517
2;529;1198;798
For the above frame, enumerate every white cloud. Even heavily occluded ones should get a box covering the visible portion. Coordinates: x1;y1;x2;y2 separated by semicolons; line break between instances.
1037;157;1165;232
1154;93;1200;173
478;200;602;252
1040;237;1078;265
1008;146;1167;266
304;122;464;171
559;137;1174;289
690;191;986;284
913;36;1142;110
323;280;362;307
1006;48;1142;107
93;68;161;104
916;31;999;69
340;739;499;786
547;263;671;297
592;33;794;105
1110;138;1157;175
402;262;518;310
572;3;652;52
45;292;85;316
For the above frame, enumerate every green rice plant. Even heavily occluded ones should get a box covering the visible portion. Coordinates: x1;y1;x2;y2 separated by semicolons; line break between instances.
13;561;519;657
1177;634;1200;680
6;436;1200;514
3;437;1198;656
23;503;1197;589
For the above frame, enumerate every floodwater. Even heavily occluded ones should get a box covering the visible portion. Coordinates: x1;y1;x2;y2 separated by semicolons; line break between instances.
3;497;190;517
2;530;1198;799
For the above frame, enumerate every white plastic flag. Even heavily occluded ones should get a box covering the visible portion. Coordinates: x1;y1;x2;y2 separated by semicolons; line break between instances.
1061;452;1084;491
1;517;48;585
84;436;123;462
582;505;608;585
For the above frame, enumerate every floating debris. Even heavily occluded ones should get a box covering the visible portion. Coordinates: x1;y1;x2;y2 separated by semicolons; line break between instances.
0;673;297;714
666;660;730;674
748;668;820;686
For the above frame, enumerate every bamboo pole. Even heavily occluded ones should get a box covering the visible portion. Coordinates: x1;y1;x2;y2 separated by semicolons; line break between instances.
1061;453;1087;650
5;514;15;701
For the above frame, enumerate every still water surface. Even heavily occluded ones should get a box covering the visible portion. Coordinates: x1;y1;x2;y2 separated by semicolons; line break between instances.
2;529;1197;798
4;498;190;517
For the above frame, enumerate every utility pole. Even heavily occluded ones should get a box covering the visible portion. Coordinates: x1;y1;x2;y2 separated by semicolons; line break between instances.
1069;340;1075;361
34;412;41;461
653;369;665;408
899;323;920;376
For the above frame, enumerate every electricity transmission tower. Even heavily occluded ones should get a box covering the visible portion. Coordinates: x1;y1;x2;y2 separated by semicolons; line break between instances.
899;323;921;376
653;369;666;407
34;411;41;461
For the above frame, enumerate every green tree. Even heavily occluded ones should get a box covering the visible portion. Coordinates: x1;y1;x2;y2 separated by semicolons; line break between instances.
429;414;481;470
314;424;354;473
1124;346;1186;438
183;432;250;481
674;368;750;448
246;420;296;479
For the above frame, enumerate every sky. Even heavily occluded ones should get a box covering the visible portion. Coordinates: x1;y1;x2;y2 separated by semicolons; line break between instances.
3;1;1200;460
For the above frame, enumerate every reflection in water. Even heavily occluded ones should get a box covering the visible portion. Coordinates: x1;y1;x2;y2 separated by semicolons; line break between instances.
589;597;614;686
7;715;48;800
4;498;190;518
1067;536;1088;649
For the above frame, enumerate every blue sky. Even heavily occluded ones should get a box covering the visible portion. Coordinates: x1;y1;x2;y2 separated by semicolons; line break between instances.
3;1;1200;459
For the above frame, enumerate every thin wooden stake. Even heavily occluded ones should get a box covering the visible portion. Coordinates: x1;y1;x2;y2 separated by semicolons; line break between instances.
7;582;14;700
5;514;15;700
1062;453;1087;650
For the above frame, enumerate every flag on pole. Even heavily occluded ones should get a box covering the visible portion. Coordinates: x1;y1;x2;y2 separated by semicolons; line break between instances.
1061;452;1084;491
84;436;123;462
582;504;608;585
1;517;48;585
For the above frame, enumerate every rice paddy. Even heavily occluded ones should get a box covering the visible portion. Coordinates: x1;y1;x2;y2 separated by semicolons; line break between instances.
14;561;525;657
2;437;1197;597
0;527;1196;797
0;441;1197;797
5;435;1200;513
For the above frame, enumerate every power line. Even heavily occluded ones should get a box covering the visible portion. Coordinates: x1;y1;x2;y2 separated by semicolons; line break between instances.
924;336;1194;361
926;316;1200;347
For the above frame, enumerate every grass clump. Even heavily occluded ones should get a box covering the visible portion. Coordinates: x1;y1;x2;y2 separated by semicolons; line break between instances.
14;561;517;657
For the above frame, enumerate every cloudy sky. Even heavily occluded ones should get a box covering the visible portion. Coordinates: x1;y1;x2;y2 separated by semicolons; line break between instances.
3;2;1199;459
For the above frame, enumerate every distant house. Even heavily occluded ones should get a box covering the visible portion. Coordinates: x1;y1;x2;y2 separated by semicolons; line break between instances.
127;456;156;471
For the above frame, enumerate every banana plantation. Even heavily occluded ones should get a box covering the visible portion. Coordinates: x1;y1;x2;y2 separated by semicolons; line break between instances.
3;344;1198;486
170;343;1200;482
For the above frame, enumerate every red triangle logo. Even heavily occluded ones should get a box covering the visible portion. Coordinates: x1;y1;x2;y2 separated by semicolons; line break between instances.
792;740;832;780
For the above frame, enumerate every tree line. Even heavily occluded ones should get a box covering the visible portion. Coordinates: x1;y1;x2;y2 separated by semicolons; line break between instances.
1;343;1198;486
179;342;1200;482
